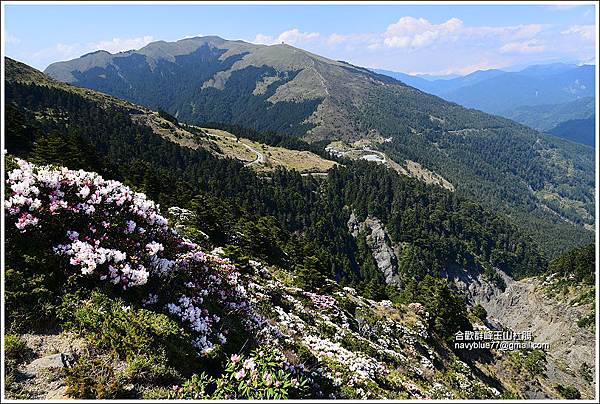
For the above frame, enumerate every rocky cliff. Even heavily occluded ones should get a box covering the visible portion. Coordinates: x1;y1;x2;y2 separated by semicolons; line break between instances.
476;276;596;398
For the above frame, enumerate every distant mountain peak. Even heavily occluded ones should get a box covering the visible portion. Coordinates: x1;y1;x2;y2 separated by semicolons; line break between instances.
80;49;111;57
13;53;598;263
43;36;404;141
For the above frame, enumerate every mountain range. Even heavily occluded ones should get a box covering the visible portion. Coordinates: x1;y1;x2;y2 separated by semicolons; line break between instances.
3;54;596;400
4;32;597;400
374;63;594;112
43;36;595;258
374;64;596;147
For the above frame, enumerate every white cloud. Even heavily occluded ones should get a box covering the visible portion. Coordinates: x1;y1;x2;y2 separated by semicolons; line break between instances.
253;33;275;45
56;43;78;55
253;29;319;46
383;17;462;48
380;17;544;50
561;25;595;41
505;24;543;39
279;29;319;44
18;35;155;70
247;17;590;75
5;33;21;45
325;33;380;52
500;39;546;54
182;33;205;40
30;42;82;63
326;33;347;46
409;60;505;76
31;35;154;64
90;35;154;53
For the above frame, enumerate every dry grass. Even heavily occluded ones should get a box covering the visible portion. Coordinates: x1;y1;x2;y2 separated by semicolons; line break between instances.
201;128;257;162
255;146;337;173
404;160;455;191
326;140;454;191
201;127;337;173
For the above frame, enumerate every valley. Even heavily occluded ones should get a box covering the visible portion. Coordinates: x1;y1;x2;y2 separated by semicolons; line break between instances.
42;36;595;259
2;22;597;402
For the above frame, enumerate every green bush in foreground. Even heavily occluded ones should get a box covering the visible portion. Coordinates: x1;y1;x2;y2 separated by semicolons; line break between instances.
170;347;308;399
58;291;198;373
4;334;28;361
523;350;547;377
4;334;30;393
64;355;123;399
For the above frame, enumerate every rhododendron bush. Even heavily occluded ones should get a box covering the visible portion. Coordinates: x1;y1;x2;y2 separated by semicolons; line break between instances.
169;347;308;399
4;158;256;355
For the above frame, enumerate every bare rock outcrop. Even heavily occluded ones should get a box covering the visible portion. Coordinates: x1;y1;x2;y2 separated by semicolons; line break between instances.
347;212;400;285
476;276;596;399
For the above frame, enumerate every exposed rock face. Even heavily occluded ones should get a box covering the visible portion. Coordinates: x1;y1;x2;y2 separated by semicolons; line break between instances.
443;264;507;304
346;213;504;296
24;353;74;377
345;212;595;398
347;212;400;285
7;333;86;400
444;262;595;398
476;276;596;399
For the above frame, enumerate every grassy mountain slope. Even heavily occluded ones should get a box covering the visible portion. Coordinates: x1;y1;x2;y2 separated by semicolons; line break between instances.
6;57;549;287
7;57;334;175
43;38;595;258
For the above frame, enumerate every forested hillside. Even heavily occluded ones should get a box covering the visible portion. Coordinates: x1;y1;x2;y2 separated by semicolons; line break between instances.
499;97;594;133
3;56;595;401
4;155;547;400
6;56;550;291
42;38;595;258
548;117;596;148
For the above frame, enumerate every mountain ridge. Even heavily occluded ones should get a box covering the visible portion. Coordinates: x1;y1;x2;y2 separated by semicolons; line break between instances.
375;64;596;134
40;38;595;258
4;53;596;401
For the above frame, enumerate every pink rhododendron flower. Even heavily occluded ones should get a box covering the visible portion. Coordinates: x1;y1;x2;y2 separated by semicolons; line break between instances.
5;159;259;356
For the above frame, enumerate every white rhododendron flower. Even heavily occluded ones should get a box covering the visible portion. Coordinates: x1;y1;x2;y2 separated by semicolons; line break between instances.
5;159;257;355
146;241;164;256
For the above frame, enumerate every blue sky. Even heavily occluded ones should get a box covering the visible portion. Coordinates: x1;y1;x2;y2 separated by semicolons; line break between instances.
3;2;597;75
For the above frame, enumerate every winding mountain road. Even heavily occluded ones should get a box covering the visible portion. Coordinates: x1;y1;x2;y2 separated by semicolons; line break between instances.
242;143;266;166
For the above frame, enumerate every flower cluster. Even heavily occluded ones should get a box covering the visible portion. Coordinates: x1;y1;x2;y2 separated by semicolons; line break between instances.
304;291;338;311
53;240;149;287
169;347;308;399
4;159;256;356
5;159;178;289
166;293;225;354
243;262;481;399
303;335;386;383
